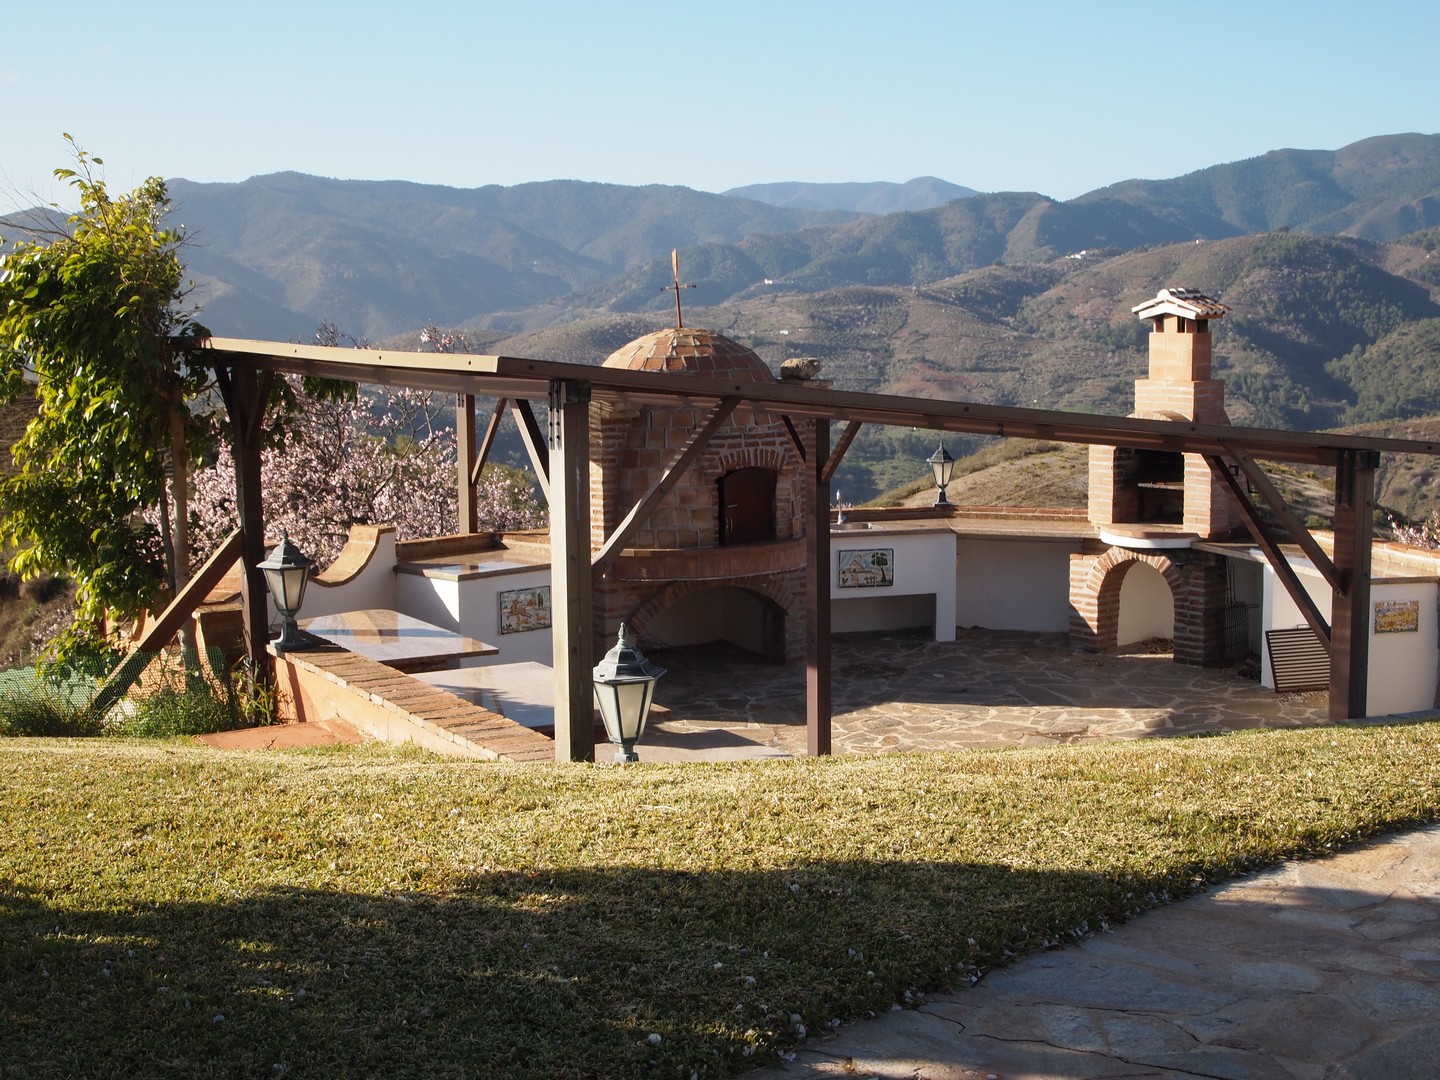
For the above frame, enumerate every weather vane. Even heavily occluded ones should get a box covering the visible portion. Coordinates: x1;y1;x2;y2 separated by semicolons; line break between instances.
665;248;696;328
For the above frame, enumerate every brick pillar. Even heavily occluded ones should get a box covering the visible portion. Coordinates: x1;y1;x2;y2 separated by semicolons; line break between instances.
1170;550;1229;667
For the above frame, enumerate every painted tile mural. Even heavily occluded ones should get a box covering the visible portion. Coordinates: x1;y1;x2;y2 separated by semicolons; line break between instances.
838;548;894;589
500;585;552;634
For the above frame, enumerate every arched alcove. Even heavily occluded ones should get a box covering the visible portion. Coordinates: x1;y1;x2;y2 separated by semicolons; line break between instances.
1116;560;1175;646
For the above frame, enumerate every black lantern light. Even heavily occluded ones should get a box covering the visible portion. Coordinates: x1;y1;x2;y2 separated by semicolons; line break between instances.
928;442;955;507
257;532;315;652
591;623;666;763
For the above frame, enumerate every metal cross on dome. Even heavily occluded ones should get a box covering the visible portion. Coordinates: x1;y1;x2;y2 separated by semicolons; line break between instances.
664;248;696;329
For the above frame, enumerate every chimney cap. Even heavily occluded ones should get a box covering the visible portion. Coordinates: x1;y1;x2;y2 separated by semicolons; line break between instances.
1132;287;1227;322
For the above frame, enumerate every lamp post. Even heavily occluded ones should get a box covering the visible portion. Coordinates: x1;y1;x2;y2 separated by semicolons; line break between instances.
928;442;955;507
591;623;666;763
257;532;315;652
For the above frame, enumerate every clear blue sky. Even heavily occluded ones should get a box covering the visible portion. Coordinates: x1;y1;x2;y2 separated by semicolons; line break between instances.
4;0;1436;209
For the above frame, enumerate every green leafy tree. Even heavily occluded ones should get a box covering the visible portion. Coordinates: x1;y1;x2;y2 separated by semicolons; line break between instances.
0;139;208;656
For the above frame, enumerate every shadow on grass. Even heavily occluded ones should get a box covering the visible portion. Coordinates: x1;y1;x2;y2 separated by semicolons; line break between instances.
1;857;1201;1079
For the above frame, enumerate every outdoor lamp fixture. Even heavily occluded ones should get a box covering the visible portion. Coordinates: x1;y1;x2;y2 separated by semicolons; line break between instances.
928;442;955;507
591;623;666;763
257;531;315;652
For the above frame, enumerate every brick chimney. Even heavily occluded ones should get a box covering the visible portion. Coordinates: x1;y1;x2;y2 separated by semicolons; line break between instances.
1088;288;1243;539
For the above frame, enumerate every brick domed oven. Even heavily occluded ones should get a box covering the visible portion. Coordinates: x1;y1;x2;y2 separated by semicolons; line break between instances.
590;327;808;662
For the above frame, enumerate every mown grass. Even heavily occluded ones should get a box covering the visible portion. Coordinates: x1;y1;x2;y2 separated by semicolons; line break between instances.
3;724;1439;1078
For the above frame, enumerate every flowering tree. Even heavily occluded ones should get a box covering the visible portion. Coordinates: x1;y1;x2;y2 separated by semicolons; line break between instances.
190;374;547;568
1391;512;1440;550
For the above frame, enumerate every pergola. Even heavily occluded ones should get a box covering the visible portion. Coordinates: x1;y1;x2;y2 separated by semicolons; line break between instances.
158;337;1440;761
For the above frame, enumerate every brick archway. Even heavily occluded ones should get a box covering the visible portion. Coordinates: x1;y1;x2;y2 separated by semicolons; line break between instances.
626;575;802;664
1069;546;1228;665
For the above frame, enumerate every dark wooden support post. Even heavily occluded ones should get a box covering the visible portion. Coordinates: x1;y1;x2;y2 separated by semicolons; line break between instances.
548;379;595;762
806;417;832;755
217;365;272;672
457;393;478;534
1330;450;1378;721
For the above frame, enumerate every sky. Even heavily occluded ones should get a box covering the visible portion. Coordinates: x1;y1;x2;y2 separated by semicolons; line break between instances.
3;0;1437;210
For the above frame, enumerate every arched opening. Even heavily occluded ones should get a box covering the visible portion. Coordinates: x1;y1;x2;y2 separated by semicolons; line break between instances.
640;584;787;663
718;467;776;545
1116;561;1175;648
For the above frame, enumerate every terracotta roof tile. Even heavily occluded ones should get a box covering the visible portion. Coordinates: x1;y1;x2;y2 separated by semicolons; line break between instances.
603;328;776;383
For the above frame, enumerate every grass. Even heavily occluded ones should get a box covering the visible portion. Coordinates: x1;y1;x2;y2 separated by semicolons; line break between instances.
2;725;1439;1077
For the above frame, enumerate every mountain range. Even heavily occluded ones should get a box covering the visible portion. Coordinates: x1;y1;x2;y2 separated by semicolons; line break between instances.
5;132;1440;505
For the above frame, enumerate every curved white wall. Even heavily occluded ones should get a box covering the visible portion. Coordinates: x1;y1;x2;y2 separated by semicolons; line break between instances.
1116;562;1174;646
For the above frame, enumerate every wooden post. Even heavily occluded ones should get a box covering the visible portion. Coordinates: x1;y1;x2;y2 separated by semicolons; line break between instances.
457;393;477;534
217;364;272;673
1329;449;1377;721
806;417;832;755
548;378;596;762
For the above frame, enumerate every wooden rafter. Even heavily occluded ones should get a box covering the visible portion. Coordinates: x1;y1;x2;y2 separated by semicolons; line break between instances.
822;421;862;487
1206;455;1331;647
592;397;741;579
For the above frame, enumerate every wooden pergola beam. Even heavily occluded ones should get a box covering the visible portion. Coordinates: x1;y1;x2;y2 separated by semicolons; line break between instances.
822;420;863;487
592;397;741;580
1206;455;1331;648
201;338;1440;469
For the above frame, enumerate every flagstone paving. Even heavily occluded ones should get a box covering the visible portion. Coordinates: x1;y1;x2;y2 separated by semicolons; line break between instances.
644;628;1339;759
746;825;1440;1080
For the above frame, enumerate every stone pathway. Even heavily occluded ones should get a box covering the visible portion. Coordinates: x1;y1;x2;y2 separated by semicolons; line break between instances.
747;825;1440;1079
646;628;1334;758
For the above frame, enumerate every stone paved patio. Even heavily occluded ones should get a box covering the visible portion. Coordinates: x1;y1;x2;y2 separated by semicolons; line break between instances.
643;627;1337;759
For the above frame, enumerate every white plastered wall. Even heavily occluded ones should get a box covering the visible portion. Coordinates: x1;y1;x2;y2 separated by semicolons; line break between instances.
395;566;554;666
954;538;1079;632
1260;555;1438;716
831;528;956;640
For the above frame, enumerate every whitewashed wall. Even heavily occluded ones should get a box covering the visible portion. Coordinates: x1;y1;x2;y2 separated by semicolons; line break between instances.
954;538;1079;632
395;565;554;666
287;531;396;619
832;527;956;640
1261;556;1438;715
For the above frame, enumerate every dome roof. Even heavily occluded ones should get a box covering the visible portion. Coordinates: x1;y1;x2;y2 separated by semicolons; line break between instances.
602;328;775;383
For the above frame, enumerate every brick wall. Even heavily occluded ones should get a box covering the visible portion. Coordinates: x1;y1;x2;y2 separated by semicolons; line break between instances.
1068;546;1230;665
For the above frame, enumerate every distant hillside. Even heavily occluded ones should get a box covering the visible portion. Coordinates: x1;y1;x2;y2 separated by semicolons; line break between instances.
722;177;980;213
1075;133;1440;241
162;174;857;340
9;133;1435;346
492;231;1440;500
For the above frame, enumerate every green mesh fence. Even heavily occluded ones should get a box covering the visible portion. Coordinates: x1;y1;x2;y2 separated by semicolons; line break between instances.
0;645;270;738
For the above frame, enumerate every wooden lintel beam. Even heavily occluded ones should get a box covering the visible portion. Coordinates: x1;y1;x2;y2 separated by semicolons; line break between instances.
1227;447;1339;590
1206;455;1331;648
510;399;551;503
593;397;741;578
821;421;862;487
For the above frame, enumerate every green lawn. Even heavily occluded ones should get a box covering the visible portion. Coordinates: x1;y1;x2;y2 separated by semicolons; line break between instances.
3;724;1439;1078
